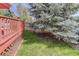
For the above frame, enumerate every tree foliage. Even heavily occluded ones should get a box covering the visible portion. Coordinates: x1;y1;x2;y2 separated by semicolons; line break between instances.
29;3;79;44
16;4;32;22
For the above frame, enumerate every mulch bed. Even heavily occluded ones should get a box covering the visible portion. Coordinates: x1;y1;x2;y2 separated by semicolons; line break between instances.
36;31;63;41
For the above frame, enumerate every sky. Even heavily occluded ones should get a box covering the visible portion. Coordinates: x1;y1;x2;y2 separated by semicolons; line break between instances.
10;3;31;16
73;12;79;16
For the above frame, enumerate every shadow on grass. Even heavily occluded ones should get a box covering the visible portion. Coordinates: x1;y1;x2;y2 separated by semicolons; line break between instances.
16;30;79;56
23;30;72;49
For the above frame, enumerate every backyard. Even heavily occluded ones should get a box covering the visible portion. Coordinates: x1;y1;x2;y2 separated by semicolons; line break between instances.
16;31;79;56
1;3;79;56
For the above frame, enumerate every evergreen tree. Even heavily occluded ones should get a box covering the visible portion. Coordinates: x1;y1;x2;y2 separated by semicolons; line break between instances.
30;3;79;44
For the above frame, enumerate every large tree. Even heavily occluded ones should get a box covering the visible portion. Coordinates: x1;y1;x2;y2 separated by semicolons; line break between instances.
29;3;79;44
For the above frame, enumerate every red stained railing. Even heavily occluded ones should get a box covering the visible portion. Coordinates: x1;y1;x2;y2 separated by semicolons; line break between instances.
0;16;24;54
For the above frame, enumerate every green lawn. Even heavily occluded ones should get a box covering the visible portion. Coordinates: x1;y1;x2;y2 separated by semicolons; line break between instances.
16;31;79;56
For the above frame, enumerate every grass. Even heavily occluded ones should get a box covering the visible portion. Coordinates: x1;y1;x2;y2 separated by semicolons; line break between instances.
16;30;79;56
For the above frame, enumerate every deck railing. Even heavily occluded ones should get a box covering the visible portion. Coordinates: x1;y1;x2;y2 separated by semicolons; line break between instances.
0;16;24;54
